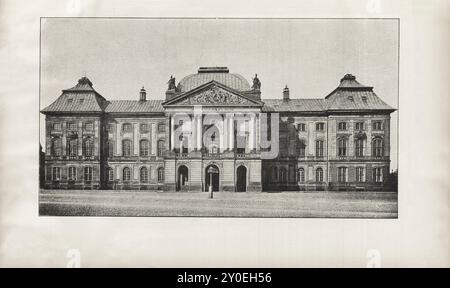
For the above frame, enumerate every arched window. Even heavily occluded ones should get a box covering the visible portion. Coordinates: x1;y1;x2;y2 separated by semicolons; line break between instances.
67;138;78;157
84;167;93;181
83;137;94;157
355;139;364;157
107;167;114;181
297;168;305;183
338;138;348;156
51;137;62;156
68;166;77;181
157;167;164;182
338;167;347;183
107;141;114;157
316;168;324;182
316;140;324;157
140;139;150;157
122;139;132;156
372;138;384;157
297;140;306;157
140;167;149;183
279;168;287;183
123;167;131;181
157;140;165;157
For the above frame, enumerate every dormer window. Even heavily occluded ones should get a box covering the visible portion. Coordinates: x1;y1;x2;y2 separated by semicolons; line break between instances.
348;96;354;102
361;96;368;103
78;98;84;104
67;98;73;104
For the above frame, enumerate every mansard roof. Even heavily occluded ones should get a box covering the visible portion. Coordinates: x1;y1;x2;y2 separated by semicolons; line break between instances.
41;77;107;114
262;99;325;112
105;100;164;113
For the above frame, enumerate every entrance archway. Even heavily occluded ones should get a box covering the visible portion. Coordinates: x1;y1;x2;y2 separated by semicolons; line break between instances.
205;165;220;192
177;165;189;191
236;165;247;192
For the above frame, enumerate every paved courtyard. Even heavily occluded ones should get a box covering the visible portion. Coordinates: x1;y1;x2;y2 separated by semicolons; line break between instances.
39;189;398;218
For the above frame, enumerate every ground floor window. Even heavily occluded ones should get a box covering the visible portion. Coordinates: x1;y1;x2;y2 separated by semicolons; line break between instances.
373;167;383;182
338;167;347;183
356;167;365;182
316;168;323;182
84;167;93;181
123;167;131;182
107;168;114;181
52;167;61;181
140;167;149;183
158;167;164;182
297;168;305;183
68;166;77;181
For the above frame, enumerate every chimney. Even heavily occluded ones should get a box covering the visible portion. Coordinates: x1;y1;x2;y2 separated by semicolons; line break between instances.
283;85;290;101
139;86;146;101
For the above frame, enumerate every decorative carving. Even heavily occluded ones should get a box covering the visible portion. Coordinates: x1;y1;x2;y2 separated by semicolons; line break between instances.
354;131;366;140
177;86;253;105
167;75;177;90
252;74;261;90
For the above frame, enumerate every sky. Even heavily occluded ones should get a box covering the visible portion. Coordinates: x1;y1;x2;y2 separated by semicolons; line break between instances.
40;18;398;169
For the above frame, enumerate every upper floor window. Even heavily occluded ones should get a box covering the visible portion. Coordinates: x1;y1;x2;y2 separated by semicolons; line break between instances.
140;123;149;133
297;123;306;132
355;122;364;130
297;140;306;157
157;140;165;157
52;123;61;131
158;123;165;132
158;167;164;182
297;168;305;183
337;138;348;156
123;167;131;182
355;139;364;157
122;123;132;132
338;167;347;183
51;137;62;156
372;121;383;130
107;141;114;157
84;166;93;181
68;166;77;181
316;168;324;182
373;167;383;183
316;122;325;131
83;137;94;157
338;122;348;131
85;122;94;131
356;167;365;182
122;139;132;156
372;138;384;157
316;140;324;157
107;123;115;132
67;138;78;156
140;139;150;157
68;122;77;131
52;167;61;181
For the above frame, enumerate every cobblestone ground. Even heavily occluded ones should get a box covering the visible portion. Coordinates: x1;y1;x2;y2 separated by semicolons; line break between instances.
39;189;398;218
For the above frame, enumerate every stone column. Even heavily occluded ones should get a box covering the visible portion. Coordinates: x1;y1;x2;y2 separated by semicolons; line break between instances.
229;114;234;150
116;123;121;155
170;115;175;151
197;114;202;150
151;122;156;155
249;113;255;151
223;115;228;151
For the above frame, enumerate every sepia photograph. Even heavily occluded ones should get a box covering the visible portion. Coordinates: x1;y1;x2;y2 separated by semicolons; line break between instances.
39;18;399;218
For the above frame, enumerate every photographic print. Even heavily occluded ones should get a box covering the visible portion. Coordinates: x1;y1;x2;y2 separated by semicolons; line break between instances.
39;18;398;218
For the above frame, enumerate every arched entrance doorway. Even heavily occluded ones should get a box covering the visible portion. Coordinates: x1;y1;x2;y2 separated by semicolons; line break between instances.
236;165;247;192
205;165;219;192
177;165;189;191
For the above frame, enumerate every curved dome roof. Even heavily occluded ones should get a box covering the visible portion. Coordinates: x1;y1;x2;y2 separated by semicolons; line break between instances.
178;67;251;92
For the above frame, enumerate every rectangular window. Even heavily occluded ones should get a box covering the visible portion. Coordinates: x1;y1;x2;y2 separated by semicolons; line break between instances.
338;122;347;131
68;122;77;130
373;167;383;182
52;167;61;181
338;138;348;156
68;167;77;181
338;167;347;183
140;123;149;133
52;123;61;131
84;167;93;181
316;123;324;131
107;123;115;131
85;122;94;131
372;121;383;130
356;167;364;182
297;123;306;132
355;122;364;130
316;140;324;157
158;123;165;132
122;123;132;132
355;139;364;157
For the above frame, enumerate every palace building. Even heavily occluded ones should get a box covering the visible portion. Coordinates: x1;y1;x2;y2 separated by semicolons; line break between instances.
41;67;395;192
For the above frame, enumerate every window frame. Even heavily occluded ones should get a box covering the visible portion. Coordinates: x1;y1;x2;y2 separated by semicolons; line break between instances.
140;167;149;183
337;138;348;156
123;167;131;182
356;167;365;182
84;166;93;182
297;168;305;183
68;166;77;181
52;167;61;181
337;167;347;183
122;123;132;133
157;167;164;183
316;167;324;183
338;122;348;131
122;139;132;156
315;122;325;132
315;140;324;157
140;139;150;157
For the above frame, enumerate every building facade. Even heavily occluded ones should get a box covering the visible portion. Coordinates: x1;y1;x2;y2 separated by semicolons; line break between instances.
41;67;395;192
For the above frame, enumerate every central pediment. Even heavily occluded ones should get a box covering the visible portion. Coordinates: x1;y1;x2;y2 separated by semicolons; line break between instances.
162;81;263;107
